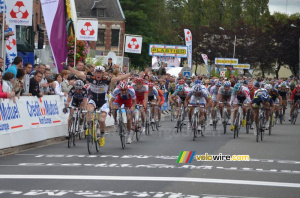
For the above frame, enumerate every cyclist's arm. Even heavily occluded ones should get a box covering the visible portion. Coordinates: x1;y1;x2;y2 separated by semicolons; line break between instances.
184;95;191;108
68;66;86;80
169;94;175;104
278;95;282;106
131;99;137;111
65;96;72;107
111;73;132;83
80;98;87;109
143;92;148;109
217;93;221;103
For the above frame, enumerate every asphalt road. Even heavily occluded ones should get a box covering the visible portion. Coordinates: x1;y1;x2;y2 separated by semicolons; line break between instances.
0;112;299;198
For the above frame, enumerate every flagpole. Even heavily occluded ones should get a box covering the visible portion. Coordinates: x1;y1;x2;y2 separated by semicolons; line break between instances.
1;0;5;71
74;36;77;67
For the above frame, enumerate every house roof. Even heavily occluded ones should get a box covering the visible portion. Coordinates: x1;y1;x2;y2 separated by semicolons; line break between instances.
75;0;125;21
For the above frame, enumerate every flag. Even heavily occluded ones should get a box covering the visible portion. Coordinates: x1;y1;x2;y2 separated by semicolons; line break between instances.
184;29;192;68
41;0;68;72
201;54;208;66
5;25;17;70
0;0;6;13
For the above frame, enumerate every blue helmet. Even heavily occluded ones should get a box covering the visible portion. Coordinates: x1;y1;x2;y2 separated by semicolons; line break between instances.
193;84;202;93
216;81;222;87
254;81;260;88
177;85;185;92
195;80;201;85
224;81;231;87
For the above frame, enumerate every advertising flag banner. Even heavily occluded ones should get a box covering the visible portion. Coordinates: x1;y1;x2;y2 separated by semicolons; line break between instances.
41;0;68;72
201;54;208;66
184;29;192;68
6;0;33;26
125;35;143;54
76;19;98;41
5;25;17;70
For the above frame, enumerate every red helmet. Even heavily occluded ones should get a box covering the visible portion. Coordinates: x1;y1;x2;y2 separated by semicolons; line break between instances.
178;79;185;85
135;77;143;84
148;82;154;88
296;84;300;90
248;82;254;90
118;80;128;90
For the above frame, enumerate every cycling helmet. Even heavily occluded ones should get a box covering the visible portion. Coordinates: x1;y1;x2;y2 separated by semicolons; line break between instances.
254;81;260;88
295;84;300;90
148;82;154;88
194;80;201;85
243;80;248;85
193;84;202;93
178;85;185;92
178;79;185;85
216;81;222;87
234;83;242;92
224;81;231;87
281;82;287;87
265;84;272;90
74;80;84;90
260;82;265;88
210;79;215;85
248;82;254;90
135;77;143;84
94;66;105;72
118;80;128;89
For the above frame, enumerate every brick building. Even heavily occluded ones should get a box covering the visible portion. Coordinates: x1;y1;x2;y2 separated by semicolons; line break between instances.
75;0;126;56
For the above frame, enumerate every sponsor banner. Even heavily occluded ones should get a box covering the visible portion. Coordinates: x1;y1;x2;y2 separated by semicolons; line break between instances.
151;56;181;70
41;0;68;72
6;0;33;26
76;19;98;41
5;25;18;70
184;29;192;68
201;54;208;66
233;64;251;70
215;58;238;65
149;44;187;58
125;35;143;54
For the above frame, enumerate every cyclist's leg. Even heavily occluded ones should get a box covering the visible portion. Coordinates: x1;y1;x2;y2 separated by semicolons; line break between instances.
290;101;295;120
68;109;74;131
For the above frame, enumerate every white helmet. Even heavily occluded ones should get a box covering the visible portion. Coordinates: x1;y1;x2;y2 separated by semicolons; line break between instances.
265;84;272;90
94;66;105;72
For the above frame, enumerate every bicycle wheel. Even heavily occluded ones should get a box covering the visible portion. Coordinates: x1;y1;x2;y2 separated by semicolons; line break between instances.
75;114;81;140
193;117;197;141
136;116;141;141
223;110;227;134
279;109;283;125
292;112;297;125
68;118;75;148
213;109;217;131
171;106;174;121
119;119;126;149
268;116;272;135
246;109;251;134
236;113;240;138
151;120;155;131
87;122;93;154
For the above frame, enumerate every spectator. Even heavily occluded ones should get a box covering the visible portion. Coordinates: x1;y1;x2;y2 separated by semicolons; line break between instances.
105;57;114;73
23;62;32;96
29;71;43;97
41;68;51;94
13;69;25;97
3;56;23;78
122;65;128;74
46;78;55;95
0;57;4;73
61;70;75;92
0;71;15;99
2;72;14;93
86;64;94;75
53;74;67;96
45;65;51;70
30;64;39;76
158;62;167;76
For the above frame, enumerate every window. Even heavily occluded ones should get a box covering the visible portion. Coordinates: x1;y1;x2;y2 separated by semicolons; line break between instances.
111;29;119;47
97;29;105;46
97;9;104;18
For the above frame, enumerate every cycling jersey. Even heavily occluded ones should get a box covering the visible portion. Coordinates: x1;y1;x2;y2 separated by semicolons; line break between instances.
278;85;289;100
86;75;111;108
188;85;209;106
269;88;280;102
210;85;221;102
68;87;88;107
291;89;300;101
112;86;136;108
218;86;233;96
252;89;273;105
230;86;251;104
132;83;148;104
148;87;158;101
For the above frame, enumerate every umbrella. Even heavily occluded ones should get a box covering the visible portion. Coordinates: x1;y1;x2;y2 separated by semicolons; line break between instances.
166;67;183;77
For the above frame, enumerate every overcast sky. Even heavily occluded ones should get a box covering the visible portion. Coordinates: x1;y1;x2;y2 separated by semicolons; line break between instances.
269;0;300;15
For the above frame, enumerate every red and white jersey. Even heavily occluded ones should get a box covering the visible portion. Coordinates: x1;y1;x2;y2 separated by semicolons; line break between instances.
112;86;136;100
132;83;148;98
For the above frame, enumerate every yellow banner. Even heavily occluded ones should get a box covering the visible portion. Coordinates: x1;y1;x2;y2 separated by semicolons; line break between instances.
234;64;250;69
151;48;186;55
215;59;238;65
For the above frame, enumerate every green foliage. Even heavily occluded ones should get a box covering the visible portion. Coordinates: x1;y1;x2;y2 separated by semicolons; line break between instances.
234;69;239;77
225;68;231;79
85;56;104;66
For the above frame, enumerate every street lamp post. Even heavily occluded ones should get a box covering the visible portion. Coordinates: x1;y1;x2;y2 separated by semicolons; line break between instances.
291;24;300;79
219;27;236;58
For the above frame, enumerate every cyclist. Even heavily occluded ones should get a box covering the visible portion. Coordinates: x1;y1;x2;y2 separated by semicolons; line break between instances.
65;80;88;137
132;77;149;132
148;82;160;124
67;65;134;147
289;84;300;121
217;81;233;125
230;83;251;131
265;84;282;127
209;81;222;125
110;80;136;144
184;84;210;130
278;81;290;120
155;84;164;126
169;85;188;127
251;88;273;135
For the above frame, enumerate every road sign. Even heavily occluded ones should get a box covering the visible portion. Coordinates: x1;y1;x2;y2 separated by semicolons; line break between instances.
215;58;238;65
149;44;187;58
233;64;250;69
183;71;191;78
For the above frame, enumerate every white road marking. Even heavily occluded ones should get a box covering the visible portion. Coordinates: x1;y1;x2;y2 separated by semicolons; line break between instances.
0;175;300;188
13;154;300;164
